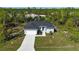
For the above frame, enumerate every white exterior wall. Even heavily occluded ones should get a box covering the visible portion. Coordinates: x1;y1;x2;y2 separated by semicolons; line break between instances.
24;28;54;36
46;28;54;33
24;29;37;35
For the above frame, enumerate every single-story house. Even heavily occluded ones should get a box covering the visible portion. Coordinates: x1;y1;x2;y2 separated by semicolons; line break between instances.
24;21;57;36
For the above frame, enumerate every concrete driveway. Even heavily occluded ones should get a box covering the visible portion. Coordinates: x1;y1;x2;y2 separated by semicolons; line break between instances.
17;34;36;51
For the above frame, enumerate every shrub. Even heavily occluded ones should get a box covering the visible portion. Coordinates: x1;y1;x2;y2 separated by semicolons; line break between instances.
49;31;53;35
70;34;79;43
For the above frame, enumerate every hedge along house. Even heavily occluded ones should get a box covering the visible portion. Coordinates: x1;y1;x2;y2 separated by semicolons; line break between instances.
24;21;56;36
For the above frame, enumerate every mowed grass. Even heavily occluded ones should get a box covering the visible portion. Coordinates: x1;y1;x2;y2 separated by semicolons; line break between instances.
0;36;24;51
35;30;79;51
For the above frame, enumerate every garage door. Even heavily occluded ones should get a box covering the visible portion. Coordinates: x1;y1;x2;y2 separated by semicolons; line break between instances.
25;30;37;35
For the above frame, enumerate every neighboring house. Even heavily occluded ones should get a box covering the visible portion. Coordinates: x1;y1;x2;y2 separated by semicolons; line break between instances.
39;15;46;17
24;21;56;36
25;13;46;18
25;14;38;18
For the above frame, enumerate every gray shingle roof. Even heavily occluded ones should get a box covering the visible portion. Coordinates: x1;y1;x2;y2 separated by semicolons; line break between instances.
24;21;54;29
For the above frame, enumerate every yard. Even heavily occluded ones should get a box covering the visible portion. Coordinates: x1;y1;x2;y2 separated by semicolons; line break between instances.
35;24;79;51
0;36;24;51
0;23;25;51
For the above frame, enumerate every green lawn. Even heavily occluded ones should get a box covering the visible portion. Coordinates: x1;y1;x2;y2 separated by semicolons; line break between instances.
35;30;79;51
0;36;24;51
